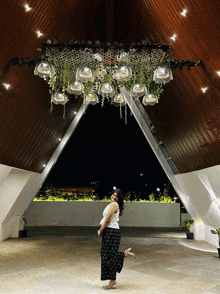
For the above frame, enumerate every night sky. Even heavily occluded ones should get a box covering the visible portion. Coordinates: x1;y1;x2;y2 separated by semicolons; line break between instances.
45;100;168;196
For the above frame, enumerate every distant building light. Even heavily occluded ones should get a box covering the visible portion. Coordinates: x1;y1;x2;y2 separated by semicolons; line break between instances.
170;34;177;41
25;4;32;12
3;83;10;89
180;9;187;17
36;30;43;37
201;87;208;93
140;173;144;176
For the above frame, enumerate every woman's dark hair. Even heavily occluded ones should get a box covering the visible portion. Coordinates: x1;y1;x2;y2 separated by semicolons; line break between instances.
115;189;124;216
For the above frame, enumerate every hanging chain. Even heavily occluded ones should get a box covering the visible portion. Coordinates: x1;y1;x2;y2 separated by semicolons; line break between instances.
101;95;105;107
50;101;53;113
120;101;122;119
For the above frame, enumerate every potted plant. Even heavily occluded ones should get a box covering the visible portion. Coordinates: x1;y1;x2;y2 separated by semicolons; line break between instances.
211;226;220;258
179;218;194;239
19;216;28;238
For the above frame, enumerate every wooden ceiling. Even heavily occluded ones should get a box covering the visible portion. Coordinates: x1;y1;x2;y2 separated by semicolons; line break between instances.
0;0;220;173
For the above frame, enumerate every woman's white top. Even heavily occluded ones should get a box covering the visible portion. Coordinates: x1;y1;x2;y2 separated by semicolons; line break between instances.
100;203;120;229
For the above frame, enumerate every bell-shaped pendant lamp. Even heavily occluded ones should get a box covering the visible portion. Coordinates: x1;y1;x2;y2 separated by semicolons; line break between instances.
142;93;158;106
153;66;173;84
98;83;115;97
85;92;99;105
111;93;126;107
51;92;68;105
34;61;55;79
67;81;83;95
132;84;147;97
112;65;132;82
76;66;95;83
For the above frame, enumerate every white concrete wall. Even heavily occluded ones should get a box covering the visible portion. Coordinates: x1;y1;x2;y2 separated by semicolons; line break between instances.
24;201;181;227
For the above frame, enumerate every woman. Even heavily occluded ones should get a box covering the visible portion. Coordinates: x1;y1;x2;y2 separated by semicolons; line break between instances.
97;189;136;290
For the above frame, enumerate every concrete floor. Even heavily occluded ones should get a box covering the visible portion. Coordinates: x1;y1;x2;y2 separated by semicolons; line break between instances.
0;227;220;294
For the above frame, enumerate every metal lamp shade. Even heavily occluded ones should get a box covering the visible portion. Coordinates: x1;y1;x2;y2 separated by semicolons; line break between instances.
85;92;99;105
34;61;55;79
67;81;83;95
98;83;115;97
153;66;173;84
76;66;95;83
132;84;147;97
142;93;158;106
112;93;126;106
112;65;132;82
51;92;68;105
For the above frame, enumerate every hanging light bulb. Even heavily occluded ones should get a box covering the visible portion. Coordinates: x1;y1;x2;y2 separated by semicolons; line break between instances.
76;66;95;83
112;65;132;82
153;66;173;84
34;61;55;78
67;81;83;95
132;84;147;97
98;83;115;97
142;93;158;106
85;92;99;105
51;92;68;105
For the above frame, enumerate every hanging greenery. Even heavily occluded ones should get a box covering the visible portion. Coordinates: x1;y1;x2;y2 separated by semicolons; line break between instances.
9;39;203;120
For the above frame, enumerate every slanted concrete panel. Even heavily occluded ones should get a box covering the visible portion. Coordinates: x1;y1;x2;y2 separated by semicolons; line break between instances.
175;165;220;247
0;103;87;242
0;165;41;241
123;88;219;247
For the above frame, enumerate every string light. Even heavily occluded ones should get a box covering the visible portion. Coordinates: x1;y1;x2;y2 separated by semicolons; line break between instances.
43;164;46;167
180;9;187;17
2;83;10;89
201;87;208;93
36;31;43;37
59;138;61;141
170;34;177;41
24;4;32;12
74;111;77;114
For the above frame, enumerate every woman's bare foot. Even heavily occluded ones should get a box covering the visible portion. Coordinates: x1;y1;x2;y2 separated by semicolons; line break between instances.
124;250;137;258
103;280;117;290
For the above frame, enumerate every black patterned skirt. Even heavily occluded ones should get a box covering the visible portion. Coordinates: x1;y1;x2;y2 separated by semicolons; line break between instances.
100;227;124;280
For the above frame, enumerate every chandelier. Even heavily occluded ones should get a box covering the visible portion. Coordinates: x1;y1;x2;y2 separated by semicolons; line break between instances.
31;40;202;118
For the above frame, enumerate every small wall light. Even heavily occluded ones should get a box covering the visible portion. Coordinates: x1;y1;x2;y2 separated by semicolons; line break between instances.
36;31;43;37
180;9;187;17
3;83;10;89
25;4;32;12
170;34;177;41
202;87;208;93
